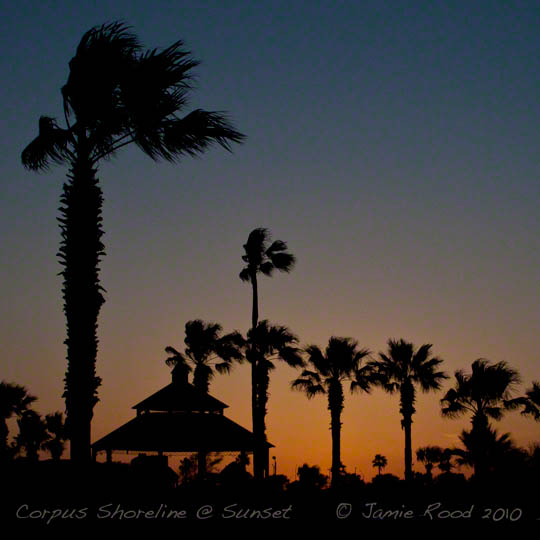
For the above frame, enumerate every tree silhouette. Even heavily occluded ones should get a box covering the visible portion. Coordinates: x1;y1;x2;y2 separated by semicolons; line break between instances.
441;359;520;479
291;337;371;488
247;320;303;475
369;339;447;482
415;445;443;479
21;22;244;463
239;228;295;480
165;320;244;394
43;412;67;461
451;425;519;479
372;454;387;476
0;382;37;460
15;410;49;461
165;320;243;479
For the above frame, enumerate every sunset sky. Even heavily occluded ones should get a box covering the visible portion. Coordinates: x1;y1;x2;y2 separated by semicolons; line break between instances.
2;1;539;481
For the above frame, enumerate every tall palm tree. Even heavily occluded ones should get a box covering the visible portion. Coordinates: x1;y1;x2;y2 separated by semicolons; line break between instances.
165;319;244;393
369;339;447;482
239;228;295;480
415;445;443;479
21;22;244;463
291;337;371;488
440;358;520;479
372;454;387;476
247;320;303;476
0;382;37;459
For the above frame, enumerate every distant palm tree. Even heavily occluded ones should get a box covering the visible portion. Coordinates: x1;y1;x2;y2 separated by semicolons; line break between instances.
518;381;540;421
372;454;388;476
369;339;447;482
291;337;371;488
416;445;443;479
21;22;244;463
0;382;37;459
15;410;49;461
441;359;520;479
43;412;67;461
239;228;295;480
247;320;303;475
165;319;244;393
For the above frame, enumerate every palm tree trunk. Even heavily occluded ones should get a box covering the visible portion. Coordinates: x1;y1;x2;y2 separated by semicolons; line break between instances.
400;382;415;482
329;381;343;488
0;420;8;459
403;416;413;482
250;273;264;480
59;148;104;464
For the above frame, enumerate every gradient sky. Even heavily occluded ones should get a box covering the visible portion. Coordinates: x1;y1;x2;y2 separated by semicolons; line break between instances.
2;1;539;481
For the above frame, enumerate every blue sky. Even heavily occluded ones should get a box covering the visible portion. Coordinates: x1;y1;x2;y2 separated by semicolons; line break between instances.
2;0;539;479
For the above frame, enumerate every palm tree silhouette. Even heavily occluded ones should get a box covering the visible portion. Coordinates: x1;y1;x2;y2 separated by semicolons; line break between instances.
239;228;295;480
451;425;517;479
0;382;37;460
291;337;371;488
15;410;49;461
43;412;67;461
441;358;520;479
165;320;244;393
165;320;243;479
415;445;443;479
247;320;303;476
372;454;388;476
21;22;244;463
369;339;447;482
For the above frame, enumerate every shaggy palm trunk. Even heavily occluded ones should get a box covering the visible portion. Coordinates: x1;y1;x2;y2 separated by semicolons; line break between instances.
0;420;8;459
59;147;104;464
400;381;415;483
329;380;343;489
250;274;265;480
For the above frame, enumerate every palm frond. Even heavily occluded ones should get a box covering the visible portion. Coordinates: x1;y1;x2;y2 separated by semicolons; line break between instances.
160;109;245;162
21;117;73;170
239;267;251;282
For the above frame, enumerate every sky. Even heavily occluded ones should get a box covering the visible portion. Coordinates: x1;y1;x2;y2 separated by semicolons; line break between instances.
2;0;539;481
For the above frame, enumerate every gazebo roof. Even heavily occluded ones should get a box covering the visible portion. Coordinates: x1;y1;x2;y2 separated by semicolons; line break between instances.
91;412;273;453
132;381;228;413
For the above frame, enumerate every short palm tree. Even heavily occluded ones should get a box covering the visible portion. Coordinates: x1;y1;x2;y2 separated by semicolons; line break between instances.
441;358;520;479
416;445;443;479
15;410;49;461
239;228;295;480
0;382;37;459
165;319;244;393
372;454;387;476
452;425;517;478
291;337;371;488
369;339;447;482
43;412;67;461
165;319;243;479
21;22;244;463
247;320;303;476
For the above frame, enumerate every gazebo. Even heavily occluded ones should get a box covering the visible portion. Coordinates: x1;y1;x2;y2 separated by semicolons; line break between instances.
91;364;272;475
